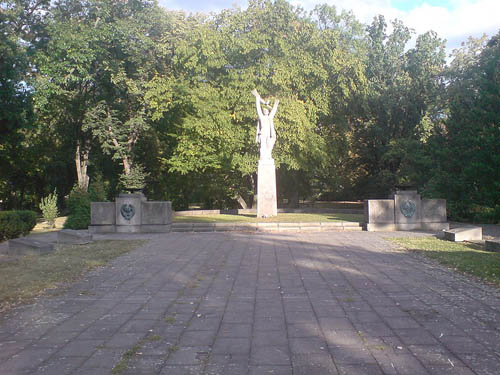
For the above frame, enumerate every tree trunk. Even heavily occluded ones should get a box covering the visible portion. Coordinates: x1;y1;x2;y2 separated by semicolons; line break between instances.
235;194;248;209
122;156;131;175
75;139;90;191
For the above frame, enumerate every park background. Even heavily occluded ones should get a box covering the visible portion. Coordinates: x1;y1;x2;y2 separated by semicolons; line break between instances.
1;0;499;224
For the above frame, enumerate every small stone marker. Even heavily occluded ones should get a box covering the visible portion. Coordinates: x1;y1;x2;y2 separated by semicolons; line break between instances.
57;229;93;245
444;226;482;242
8;238;55;255
485;239;500;252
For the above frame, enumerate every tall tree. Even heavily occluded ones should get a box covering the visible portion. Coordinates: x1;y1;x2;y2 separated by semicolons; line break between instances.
348;15;446;197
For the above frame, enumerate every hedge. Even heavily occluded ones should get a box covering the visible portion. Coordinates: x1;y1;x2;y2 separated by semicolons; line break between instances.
0;211;37;241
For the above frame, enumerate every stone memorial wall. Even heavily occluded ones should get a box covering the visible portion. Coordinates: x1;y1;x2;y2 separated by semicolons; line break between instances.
365;190;449;231
89;193;172;233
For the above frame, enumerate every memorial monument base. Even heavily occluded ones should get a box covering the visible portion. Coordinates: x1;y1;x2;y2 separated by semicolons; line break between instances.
257;159;277;218
365;190;449;231
89;193;172;233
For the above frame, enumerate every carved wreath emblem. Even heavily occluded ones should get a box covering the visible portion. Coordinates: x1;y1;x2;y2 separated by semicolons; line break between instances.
400;200;416;218
120;204;135;220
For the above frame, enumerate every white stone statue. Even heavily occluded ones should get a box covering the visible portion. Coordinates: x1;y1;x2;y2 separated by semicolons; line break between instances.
252;89;279;160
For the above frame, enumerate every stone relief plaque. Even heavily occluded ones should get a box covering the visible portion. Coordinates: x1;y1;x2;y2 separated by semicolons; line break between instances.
400;200;416;218
120;204;136;220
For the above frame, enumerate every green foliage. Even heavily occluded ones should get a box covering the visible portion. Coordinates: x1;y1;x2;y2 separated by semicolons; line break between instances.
39;190;59;228
64;178;107;230
118;164;149;191
426;32;500;221
64;186;90;230
0;211;37;241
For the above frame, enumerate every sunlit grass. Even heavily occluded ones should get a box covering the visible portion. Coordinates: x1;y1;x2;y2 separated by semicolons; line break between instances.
173;212;364;223
390;237;500;285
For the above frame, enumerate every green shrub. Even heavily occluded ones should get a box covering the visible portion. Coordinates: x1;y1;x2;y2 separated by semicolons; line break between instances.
471;204;500;224
64;203;91;229
64;186;90;230
40;190;59;228
0;210;37;241
118;164;149;191
64;179;107;230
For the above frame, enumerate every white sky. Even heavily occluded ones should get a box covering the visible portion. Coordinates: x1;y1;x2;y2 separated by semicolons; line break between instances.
158;0;500;57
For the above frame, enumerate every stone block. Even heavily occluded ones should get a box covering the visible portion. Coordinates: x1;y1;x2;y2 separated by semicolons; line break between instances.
215;223;236;232
257;223;278;232
320;222;343;227
485;239;500;252
116;225;141;233
342;225;363;231
193;224;215;232
257;159;277;218
278;223;300;232
116;194;142;227
421;222;449;231
299;226;322;232
140;224;171;233
444;227;482;242
299;222;321;227
89;225;116;233
394;192;421;224
90;202;115;225
234;223;257;231
8;238;55;255
57;229;92;244
172;223;193;232
394;223;423;231
365;223;396;232
364;200;395;223
422;199;447;223
141;201;172;225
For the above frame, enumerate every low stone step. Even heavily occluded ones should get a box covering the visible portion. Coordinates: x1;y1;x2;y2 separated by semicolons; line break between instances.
485;239;500;252
444;227;482;242
58;229;93;244
8;238;55;255
171;222;363;233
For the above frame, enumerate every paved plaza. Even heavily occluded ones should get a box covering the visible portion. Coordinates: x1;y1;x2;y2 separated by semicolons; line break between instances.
0;231;499;374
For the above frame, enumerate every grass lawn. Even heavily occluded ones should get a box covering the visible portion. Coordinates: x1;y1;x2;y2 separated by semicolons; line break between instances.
0;240;145;313
173;212;364;223
390;237;500;285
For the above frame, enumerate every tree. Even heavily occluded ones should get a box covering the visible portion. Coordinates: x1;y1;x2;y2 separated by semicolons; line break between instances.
146;0;366;208
428;32;500;220
34;0;161;191
347;16;446;197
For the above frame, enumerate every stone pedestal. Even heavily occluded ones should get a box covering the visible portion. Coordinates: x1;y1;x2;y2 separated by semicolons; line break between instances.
257;159;277;218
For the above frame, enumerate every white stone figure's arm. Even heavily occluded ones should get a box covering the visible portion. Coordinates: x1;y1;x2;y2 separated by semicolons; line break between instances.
252;89;264;119
255;121;260;143
270;99;279;118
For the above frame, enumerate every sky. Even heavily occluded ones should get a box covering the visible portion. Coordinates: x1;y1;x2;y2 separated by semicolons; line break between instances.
157;0;500;58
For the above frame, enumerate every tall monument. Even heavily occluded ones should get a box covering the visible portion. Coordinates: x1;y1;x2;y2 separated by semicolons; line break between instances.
252;89;279;218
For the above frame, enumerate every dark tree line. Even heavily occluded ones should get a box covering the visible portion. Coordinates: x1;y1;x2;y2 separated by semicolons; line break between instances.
1;0;499;221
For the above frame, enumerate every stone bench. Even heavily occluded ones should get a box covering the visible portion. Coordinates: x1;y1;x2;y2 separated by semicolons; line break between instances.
58;229;93;245
444;227;482;242
8;238;55;255
485;239;500;252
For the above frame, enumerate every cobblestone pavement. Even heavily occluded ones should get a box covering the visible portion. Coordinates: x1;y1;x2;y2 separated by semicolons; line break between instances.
0;232;499;374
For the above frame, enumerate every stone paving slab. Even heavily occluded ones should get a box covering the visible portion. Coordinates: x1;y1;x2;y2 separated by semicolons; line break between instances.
0;231;499;374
